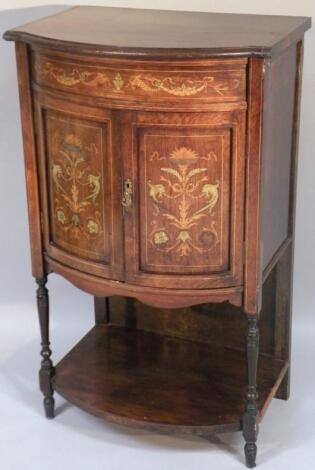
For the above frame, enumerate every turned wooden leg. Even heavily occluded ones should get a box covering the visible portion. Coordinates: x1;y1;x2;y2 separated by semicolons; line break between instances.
242;316;260;468
94;297;110;325
36;277;55;419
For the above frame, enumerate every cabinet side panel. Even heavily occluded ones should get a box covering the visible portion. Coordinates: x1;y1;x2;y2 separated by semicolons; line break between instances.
275;40;304;400
261;45;297;269
15;42;44;278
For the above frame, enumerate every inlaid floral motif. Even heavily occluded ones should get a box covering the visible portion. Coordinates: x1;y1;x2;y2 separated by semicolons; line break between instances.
40;61;110;87
36;60;241;98
51;133;102;240
130;75;240;97
148;147;219;257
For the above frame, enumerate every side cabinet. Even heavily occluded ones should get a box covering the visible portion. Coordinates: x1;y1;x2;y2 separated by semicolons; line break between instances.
3;6;311;469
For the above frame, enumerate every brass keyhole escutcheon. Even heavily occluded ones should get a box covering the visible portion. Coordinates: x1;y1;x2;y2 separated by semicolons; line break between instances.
122;179;133;209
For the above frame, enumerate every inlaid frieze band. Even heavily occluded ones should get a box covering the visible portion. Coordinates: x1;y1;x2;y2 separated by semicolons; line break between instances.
33;55;246;102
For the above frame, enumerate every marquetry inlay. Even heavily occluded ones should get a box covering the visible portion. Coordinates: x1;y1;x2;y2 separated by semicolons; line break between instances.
51;133;102;240
46;114;107;261
140;130;231;274
148;147;219;257
33;56;246;102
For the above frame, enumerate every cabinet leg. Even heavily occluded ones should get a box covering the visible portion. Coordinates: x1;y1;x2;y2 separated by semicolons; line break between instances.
94;297;110;324
36;277;55;419
242;316;260;468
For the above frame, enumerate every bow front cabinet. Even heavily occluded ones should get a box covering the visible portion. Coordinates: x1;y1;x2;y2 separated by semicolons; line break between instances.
4;6;311;467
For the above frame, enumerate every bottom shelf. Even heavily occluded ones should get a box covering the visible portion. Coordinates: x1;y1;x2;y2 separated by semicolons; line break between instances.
53;325;287;434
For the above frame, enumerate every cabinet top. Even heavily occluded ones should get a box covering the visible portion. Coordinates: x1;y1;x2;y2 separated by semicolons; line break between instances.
3;6;311;59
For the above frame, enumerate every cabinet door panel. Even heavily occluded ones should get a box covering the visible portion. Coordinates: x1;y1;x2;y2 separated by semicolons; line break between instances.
140;128;229;273
46;113;107;261
123;111;245;289
35;97;123;279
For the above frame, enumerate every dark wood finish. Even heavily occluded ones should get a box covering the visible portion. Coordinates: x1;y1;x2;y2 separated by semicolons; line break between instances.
15;43;44;278
262;236;292;283
94;297;110;324
261;40;304;401
242;317;260;468
53;325;287;432
45;255;243;308
4;7;310;59
109;271;276;355
261;45;297;269
4;7;311;468
125;297;137;329
274;246;294;400
36;277;55;418
243;58;264;316
275;40;305;400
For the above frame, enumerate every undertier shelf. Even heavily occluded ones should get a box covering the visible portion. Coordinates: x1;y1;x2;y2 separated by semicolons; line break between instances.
53;325;287;433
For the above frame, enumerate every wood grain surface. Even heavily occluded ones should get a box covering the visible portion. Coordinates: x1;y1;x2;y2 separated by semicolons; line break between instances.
53;325;287;432
4;7;311;59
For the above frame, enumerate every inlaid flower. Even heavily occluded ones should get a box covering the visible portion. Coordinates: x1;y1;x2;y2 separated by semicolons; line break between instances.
87;220;99;234
149;183;166;202
56;209;66;225
154;231;169;245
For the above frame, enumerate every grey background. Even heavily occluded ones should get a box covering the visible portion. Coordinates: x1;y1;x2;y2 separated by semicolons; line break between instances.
0;5;314;470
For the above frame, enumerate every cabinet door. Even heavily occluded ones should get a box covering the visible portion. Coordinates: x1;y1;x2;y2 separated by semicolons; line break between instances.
34;96;123;279
122;110;245;289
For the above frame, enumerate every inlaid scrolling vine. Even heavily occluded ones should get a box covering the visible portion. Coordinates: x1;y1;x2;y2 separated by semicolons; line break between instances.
36;60;241;97
147;147;220;258
51;133;102;240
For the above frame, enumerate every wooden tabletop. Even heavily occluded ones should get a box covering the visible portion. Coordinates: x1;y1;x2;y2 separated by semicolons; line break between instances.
3;6;311;59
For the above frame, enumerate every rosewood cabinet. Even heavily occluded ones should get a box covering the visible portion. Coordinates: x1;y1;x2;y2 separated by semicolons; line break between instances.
4;7;311;468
